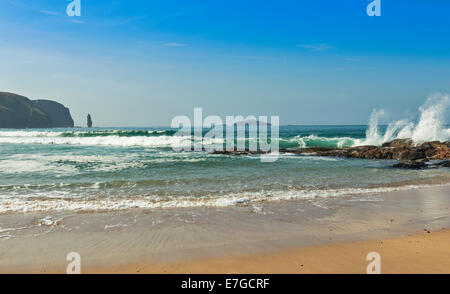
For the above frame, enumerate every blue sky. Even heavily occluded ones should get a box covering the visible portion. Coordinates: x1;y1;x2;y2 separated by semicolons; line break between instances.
0;0;449;126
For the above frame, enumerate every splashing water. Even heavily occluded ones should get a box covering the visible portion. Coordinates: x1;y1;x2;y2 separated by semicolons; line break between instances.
361;93;450;146
362;109;386;146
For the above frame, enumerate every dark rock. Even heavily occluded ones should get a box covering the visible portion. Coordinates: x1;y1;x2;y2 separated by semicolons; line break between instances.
392;160;427;169
420;141;448;149
87;114;93;128
382;139;413;148
33;99;74;128
398;150;426;161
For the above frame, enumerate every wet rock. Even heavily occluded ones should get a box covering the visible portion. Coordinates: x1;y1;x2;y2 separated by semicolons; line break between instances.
431;148;450;160
420;141;448;149
391;160;427;169
434;160;450;168
381;139;413;148
398;150;426;161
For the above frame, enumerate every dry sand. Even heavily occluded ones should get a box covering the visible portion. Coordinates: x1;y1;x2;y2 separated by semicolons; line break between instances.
84;229;450;274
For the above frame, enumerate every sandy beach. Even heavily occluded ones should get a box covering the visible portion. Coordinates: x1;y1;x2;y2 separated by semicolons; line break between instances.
86;229;450;274
1;185;449;274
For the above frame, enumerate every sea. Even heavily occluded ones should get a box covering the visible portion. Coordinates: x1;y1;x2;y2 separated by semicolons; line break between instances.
0;122;449;214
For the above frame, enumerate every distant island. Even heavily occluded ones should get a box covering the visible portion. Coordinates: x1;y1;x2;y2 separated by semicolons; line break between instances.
0;92;74;128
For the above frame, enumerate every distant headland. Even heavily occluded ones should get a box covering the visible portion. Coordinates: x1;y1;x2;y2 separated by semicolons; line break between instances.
0;92;74;128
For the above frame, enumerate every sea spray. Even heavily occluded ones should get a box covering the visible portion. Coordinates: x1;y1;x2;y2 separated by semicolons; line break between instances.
363;109;386;146
410;94;449;143
361;93;450;146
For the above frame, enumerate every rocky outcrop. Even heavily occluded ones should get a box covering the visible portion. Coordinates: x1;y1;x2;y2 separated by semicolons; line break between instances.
381;138;413;148
87;114;92;128
212;138;450;169
33;99;74;128
0;92;52;128
296;139;450;162
0;92;74;128
391;160;427;170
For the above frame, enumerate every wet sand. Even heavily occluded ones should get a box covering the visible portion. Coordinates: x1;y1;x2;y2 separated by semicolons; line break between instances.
1;185;449;274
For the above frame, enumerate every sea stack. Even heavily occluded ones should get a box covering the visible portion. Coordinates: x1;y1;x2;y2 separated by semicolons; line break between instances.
87;114;93;128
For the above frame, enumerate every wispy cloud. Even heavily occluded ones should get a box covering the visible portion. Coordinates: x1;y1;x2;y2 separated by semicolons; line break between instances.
40;9;59;16
220;54;280;61
296;43;333;52
344;57;361;62
163;42;187;47
68;19;85;24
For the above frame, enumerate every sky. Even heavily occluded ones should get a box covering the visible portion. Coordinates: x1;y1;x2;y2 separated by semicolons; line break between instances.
0;0;449;127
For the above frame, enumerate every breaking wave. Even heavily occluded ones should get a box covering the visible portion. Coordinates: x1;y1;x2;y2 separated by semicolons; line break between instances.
360;93;450;146
282;93;450;148
1;184;447;213
0;133;197;148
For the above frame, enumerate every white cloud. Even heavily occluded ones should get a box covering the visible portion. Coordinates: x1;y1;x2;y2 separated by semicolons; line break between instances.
40;10;59;15
296;44;333;52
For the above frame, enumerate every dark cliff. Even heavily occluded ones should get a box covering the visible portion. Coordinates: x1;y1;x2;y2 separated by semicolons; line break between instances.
0;92;74;128
33;99;74;128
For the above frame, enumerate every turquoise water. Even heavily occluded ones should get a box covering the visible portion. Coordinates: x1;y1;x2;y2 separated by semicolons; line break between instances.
0;126;449;213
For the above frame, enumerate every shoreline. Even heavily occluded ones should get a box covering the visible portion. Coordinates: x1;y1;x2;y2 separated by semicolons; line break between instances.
1;184;449;274
1;181;449;214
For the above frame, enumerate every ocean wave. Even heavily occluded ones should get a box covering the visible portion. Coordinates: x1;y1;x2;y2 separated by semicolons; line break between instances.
60;130;177;137
0;154;142;174
0;152;214;175
280;135;359;149
0;129;176;137
0;134;197;147
0;183;447;213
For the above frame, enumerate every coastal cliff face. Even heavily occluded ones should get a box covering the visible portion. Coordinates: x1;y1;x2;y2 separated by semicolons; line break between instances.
0;92;52;128
0;92;74;128
33;99;74;128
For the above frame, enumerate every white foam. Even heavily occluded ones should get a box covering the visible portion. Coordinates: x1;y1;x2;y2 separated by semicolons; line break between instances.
0;153;142;174
361;93;450;146
0;183;447;214
290;135;357;148
0;132;228;149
